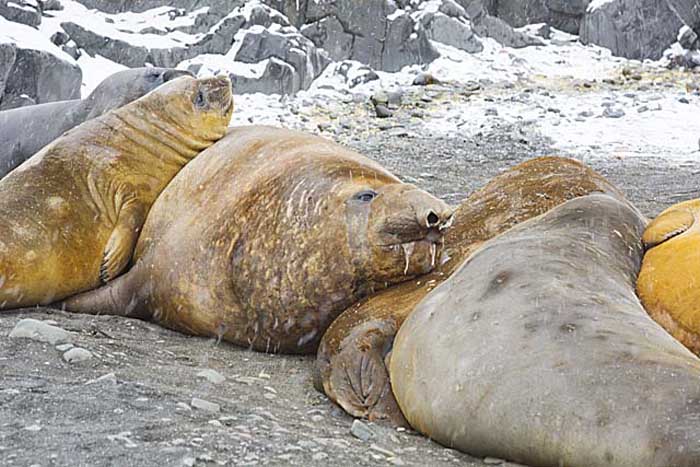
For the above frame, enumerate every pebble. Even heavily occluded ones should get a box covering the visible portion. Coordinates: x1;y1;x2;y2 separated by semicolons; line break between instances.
182;457;196;467
412;72;438;86
484;108;498;116
637;105;649;113
350;419;375;441
197;369;226;384
484;457;506;465
602;107;625;118
370;444;395;457
191;398;220;413
9;319;71;345
312;452;328;461
374;104;394;118
55;343;73;352
63;348;92;363
679;97;690;104
389;458;406;466
85;373;117;385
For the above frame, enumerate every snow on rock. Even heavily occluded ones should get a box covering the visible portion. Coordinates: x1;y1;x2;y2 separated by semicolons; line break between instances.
0;16;81;109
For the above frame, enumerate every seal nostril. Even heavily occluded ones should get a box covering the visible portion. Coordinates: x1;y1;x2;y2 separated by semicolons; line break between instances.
427;211;439;227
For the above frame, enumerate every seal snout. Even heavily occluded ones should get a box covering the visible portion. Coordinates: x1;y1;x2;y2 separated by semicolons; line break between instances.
420;206;454;231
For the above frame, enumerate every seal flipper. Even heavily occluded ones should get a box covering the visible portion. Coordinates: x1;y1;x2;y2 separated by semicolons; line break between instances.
100;199;148;283
642;208;694;249
60;260;150;319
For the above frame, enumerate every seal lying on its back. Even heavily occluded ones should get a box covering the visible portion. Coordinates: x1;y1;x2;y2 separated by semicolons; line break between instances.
637;199;700;353
63;126;453;354
0;75;233;309
392;194;700;467
315;157;624;424
0;67;192;179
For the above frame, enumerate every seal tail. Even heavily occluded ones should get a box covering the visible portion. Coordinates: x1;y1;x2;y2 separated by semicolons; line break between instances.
56;261;151;320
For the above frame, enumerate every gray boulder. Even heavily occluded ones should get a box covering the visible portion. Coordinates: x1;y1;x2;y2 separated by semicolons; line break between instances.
0;0;42;27
382;12;440;72
679;24;699;50
581;0;683;60
72;0;241;14
419;11;484;53
667;0;700;35
233;26;330;92
463;1;544;48
0;45;82;110
0;43;16;101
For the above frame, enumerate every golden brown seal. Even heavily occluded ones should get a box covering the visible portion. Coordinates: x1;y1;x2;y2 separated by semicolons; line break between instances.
62;126;453;354
0;75;233;309
314;156;624;425
637;199;700;353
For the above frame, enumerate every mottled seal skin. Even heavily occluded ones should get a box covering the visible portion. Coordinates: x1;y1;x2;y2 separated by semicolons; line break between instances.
314;156;625;425
638;199;700;353
0;75;233;309
62;126;453;354
0;67;192;179
391;194;700;467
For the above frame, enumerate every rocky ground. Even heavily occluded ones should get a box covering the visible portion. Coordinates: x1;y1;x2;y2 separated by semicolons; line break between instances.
2;71;699;466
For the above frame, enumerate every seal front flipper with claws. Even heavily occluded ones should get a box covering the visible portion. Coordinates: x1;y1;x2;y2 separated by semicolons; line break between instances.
315;156;627;424
0;75;233;310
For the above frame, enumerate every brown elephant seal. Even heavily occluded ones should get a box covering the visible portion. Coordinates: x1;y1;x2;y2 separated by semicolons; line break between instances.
0;67;193;179
315;156;624;425
392;193;700;467
62;126;453;354
0;75;233;309
638;199;700;353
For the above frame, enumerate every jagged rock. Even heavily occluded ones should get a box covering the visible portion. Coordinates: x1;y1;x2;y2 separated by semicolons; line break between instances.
42;0;63;11
667;0;700;36
463;2;544;48
383;12;439;72
0;20;81;110
72;0;241;14
419;11;483;53
300;15;353;62
680;25;700;50
0;43;16;101
233;26;330;92
325;61;379;89
581;0;683;60
0;0;42;27
50;31;70;46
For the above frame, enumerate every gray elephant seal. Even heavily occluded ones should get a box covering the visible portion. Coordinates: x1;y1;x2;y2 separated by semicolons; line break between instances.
391;194;700;467
62;126;453;354
0;67;192;179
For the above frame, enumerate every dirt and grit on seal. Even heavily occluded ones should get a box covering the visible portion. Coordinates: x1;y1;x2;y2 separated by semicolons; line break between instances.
63;125;452;354
2;121;700;465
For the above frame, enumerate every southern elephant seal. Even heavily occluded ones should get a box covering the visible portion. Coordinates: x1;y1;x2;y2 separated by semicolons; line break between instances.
0;75;233;309
638;198;700;353
392;194;700;467
315;157;624;425
0;67;192;179
62;126;453;354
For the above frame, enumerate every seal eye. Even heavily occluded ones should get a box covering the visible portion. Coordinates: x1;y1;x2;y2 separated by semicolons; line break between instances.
195;90;207;109
354;190;377;202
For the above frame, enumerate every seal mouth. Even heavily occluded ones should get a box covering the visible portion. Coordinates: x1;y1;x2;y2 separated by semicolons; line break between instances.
380;227;445;276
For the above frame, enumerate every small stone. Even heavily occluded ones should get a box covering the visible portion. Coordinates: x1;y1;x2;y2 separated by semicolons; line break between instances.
9;319;71;345
679;97;690;104
197;369;226;385
350;419;375;441
182;457;196;467
24;424;42;432
374;104;393;118
420;94;434;103
389;458;406;466
55;343;73;352
483;457;505;465
63;348;92;363
208;420;223;427
637;106;649;113
484;108;498;116
85;373;117;385
176;402;191;411
191;398;220;413
312;452;328;461
311;414;323;423
578;110;594;118
412;72;439;86
370;444;395;457
602;108;625;118
371;90;389;106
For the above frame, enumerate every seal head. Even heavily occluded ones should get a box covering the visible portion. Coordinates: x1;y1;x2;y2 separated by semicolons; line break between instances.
638;199;700;353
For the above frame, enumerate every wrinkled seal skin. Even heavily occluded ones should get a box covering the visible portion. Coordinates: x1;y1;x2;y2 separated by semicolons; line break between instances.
62;126;453;354
392;194;700;467
638;198;700;353
0;67;193;179
314;156;625;425
0;75;233;309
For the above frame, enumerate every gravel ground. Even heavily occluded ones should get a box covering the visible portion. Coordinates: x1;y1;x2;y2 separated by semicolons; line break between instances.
1;76;699;467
